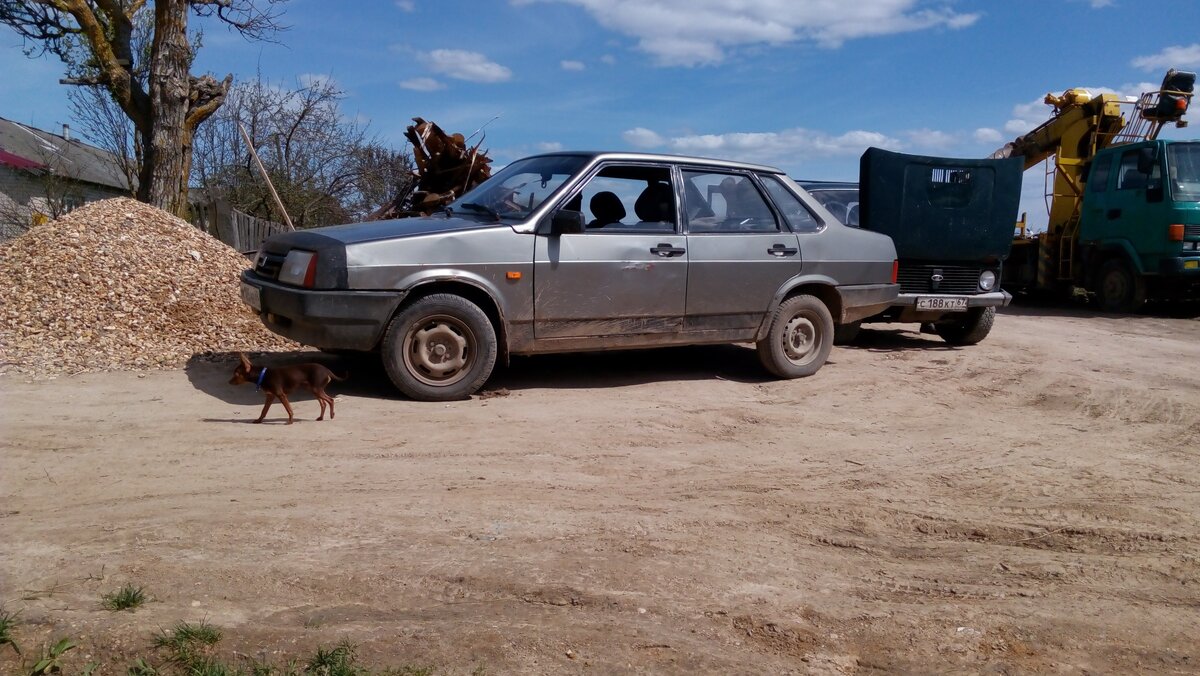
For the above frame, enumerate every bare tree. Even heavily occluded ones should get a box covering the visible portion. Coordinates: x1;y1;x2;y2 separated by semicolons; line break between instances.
192;73;413;227
1;0;288;217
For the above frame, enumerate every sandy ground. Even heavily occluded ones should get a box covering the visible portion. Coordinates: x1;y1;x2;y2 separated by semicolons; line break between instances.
3;303;1199;674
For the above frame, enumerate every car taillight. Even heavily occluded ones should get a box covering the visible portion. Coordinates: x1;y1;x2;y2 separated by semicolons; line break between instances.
1168;223;1184;242
892;259;899;283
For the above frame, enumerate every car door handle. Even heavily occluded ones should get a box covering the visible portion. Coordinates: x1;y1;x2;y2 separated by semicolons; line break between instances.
651;244;686;257
1106;208;1122;220
768;243;798;257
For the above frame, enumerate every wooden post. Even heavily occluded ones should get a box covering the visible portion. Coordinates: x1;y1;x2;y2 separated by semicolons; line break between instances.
237;122;295;231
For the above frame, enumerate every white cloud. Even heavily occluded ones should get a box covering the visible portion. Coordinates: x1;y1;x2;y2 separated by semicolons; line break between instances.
536;141;564;152
1131;44;1200;72
399;77;446;91
600;54;617;65
516;0;978;66
973;127;1003;144
622;126;902;164
423;49;512;83
904;128;958;150
395;0;416;11
622;127;665;148
560;60;586;71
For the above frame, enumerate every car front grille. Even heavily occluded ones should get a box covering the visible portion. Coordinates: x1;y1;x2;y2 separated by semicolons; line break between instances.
1186;224;1200;238
254;251;286;280
897;264;983;294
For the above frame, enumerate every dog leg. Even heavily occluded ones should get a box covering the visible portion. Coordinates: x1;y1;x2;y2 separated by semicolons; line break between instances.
280;394;295;424
315;389;327;421
255;394;274;423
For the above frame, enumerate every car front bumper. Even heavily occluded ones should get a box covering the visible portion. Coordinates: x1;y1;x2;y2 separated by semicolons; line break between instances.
893;290;1012;308
240;272;404;350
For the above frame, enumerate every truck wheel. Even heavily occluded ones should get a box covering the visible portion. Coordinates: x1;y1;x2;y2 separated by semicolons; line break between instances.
756;295;834;378
833;320;862;345
381;294;497;401
933;306;995;346
1096;259;1146;313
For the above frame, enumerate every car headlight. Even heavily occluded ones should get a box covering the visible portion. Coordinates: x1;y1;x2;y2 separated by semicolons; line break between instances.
278;250;318;287
1183;241;1198;251
979;269;997;291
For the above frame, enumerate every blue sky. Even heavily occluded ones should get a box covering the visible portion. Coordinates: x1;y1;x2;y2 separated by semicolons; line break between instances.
3;0;1199;227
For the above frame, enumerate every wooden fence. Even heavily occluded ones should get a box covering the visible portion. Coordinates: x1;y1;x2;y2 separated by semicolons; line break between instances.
192;200;288;254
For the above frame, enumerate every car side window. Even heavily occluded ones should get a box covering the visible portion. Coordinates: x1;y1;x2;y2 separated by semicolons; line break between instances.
760;176;822;232
572;165;676;233
682;171;779;233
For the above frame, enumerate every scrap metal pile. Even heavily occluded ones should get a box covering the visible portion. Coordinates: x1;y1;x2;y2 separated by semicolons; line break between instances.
369;117;493;219
0;198;297;375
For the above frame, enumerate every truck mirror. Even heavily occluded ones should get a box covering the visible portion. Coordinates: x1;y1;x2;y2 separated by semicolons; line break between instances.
1137;147;1158;175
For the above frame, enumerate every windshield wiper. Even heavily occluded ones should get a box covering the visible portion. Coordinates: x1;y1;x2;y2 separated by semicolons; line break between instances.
460;202;501;221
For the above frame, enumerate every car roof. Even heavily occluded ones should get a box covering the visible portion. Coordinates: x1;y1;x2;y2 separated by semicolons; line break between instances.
795;180;859;190
533;151;785;175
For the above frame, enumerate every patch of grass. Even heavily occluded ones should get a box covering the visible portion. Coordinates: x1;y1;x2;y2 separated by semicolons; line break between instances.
30;637;76;675
305;640;362;676
101;583;146;611
0;607;19;655
153;620;222;666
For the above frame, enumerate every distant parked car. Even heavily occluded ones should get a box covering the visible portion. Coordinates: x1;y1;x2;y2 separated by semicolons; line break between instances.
801;181;861;228
799;148;1023;346
240;151;899;400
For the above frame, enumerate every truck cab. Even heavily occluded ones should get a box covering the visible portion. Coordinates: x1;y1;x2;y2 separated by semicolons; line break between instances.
1079;139;1200;310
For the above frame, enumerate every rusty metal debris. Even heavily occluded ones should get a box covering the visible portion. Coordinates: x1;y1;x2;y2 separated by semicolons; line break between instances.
0;198;298;376
368;117;493;220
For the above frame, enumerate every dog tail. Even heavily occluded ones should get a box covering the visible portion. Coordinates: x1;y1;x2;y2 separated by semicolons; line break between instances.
332;370;349;381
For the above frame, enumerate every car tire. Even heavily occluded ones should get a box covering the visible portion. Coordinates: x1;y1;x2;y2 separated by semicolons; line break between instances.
933;306;995;346
833;320;862;345
381;294;497;401
1096;258;1146;313
756;294;834;378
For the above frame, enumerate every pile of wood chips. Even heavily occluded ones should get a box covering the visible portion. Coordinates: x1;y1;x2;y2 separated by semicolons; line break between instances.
0;198;298;376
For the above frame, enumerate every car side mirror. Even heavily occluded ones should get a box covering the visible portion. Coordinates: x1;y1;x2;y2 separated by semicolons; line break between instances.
549;209;585;235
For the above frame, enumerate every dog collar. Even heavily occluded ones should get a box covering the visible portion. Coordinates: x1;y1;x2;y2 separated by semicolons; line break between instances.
255;367;267;391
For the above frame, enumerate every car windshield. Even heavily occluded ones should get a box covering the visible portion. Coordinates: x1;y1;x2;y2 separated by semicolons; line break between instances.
1167;143;1200;201
450;154;590;221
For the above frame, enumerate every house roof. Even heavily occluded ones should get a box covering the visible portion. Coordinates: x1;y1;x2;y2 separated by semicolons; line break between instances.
0;116;132;191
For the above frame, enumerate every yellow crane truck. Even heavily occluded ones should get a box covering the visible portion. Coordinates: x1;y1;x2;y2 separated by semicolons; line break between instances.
995;70;1198;311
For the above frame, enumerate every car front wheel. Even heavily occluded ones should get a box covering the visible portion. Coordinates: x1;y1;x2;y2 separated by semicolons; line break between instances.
933;306;995;346
756;294;834;378
382;294;497;401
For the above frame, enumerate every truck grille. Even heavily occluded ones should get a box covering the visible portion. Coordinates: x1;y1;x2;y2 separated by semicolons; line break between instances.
253;251;286;280
897;264;983;294
1186;224;1200;238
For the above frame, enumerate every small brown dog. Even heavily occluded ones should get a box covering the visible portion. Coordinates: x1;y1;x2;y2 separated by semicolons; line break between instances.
229;353;345;424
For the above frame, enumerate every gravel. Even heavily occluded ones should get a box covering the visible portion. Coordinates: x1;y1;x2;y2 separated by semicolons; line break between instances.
0;197;299;376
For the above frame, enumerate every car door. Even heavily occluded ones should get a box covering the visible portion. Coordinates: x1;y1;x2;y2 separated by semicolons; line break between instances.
681;169;804;331
533;163;687;339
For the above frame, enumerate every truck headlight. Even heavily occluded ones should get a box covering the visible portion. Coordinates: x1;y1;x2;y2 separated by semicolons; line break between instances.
1183;241;1198;251
979;269;997;291
278;250;318;287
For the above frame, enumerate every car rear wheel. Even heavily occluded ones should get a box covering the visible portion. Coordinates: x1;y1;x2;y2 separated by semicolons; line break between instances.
756;294;834;378
382;294;497;401
933;306;995;346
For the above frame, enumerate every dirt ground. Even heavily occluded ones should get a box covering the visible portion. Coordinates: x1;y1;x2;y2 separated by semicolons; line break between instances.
3;303;1199;674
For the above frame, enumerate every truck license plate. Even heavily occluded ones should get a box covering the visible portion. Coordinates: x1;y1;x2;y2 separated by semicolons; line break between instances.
917;296;968;311
240;282;262;311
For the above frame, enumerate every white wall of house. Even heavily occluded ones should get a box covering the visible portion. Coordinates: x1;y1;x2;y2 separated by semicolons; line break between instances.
0;165;127;240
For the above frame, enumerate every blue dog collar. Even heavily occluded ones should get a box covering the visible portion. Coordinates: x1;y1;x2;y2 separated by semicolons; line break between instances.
256;367;267;391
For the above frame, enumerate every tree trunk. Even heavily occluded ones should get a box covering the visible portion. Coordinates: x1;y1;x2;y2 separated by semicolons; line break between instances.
144;0;191;217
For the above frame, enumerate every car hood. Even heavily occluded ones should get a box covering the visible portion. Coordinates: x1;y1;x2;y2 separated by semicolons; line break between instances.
300;214;509;246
